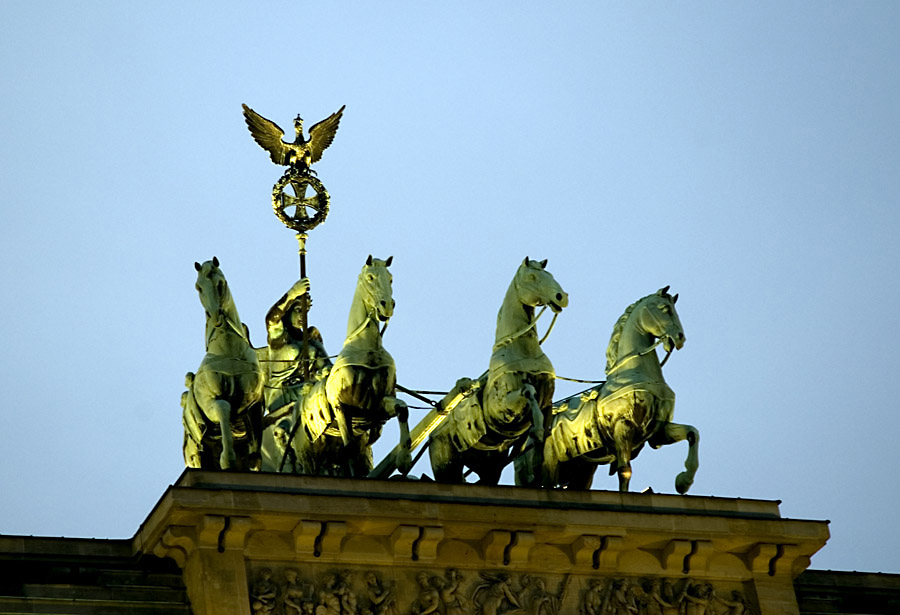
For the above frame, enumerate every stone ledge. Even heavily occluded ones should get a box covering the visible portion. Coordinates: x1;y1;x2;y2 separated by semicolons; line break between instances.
136;470;829;582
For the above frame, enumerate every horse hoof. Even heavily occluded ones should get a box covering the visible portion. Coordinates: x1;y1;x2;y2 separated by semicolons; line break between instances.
396;450;413;476
675;472;694;494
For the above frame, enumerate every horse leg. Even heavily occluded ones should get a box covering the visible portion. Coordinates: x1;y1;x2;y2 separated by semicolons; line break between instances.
244;401;263;472
572;459;599;490
350;434;373;477
293;426;316;475
513;440;536;487
612;420;637;492
556;458;597;490
209;399;236;469
429;431;464;483
539;435;561;488
384;396;413;475
473;451;506;485
501;383;544;487
650;422;700;494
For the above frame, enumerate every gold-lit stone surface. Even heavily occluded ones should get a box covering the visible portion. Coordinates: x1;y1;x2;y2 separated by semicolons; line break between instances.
138;471;828;615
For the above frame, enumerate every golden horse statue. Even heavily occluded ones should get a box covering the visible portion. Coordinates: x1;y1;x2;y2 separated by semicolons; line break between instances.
182;257;264;471
289;256;412;477
428;258;568;485
542;287;699;492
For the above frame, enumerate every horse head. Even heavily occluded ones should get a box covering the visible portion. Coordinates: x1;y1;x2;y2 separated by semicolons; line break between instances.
360;255;395;322
194;257;231;322
637;286;685;352
514;257;569;313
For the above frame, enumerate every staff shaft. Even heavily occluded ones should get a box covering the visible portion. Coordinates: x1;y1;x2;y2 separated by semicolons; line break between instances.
297;232;310;381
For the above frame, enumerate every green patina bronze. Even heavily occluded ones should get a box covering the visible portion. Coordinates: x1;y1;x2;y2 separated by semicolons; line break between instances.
542;287;699;493
266;256;412;477
428;258;568;486
179;106;701;492
257;277;333;473
182;257;264;471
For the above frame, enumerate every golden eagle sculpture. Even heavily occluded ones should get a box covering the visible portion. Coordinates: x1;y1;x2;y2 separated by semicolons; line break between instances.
242;103;345;174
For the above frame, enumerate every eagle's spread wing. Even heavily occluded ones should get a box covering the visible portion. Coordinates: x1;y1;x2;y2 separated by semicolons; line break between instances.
307;105;346;164
242;104;288;165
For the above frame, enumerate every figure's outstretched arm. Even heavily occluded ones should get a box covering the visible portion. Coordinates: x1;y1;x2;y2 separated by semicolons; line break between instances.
266;278;310;345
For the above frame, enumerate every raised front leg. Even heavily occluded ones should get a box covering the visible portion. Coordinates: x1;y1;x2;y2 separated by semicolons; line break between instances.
649;422;700;494
674;423;699;494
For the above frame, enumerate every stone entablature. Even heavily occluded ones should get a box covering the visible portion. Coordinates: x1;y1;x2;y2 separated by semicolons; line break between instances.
136;471;829;615
0;535;192;614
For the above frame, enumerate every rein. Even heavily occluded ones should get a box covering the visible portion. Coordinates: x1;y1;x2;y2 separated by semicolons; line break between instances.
606;337;673;375
345;313;373;341
346;276;392;341
555;374;604;384
206;307;247;349
605;298;680;376
345;307;390;342
493;306;559;351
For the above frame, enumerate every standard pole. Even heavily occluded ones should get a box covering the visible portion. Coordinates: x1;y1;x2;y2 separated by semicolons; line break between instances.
278;231;310;474
297;232;310;381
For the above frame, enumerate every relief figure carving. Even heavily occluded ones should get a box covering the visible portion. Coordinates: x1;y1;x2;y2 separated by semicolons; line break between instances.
410;572;441;615
683;582;714;615
251;568;278;615
317;573;343;615
243;568;755;615
472;572;521;615
284;568;316;615
582;579;611;615
641;578;676;615
364;571;397;615
520;575;569;615
435;569;470;615
711;590;753;615
338;570;358;615
607;578;638;615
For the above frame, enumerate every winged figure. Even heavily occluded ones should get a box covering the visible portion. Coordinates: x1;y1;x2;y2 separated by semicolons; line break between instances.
242;103;345;174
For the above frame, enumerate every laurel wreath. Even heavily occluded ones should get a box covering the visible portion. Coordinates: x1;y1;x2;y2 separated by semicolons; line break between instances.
271;172;330;232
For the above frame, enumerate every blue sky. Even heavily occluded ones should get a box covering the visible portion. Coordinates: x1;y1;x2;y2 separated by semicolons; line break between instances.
1;2;898;573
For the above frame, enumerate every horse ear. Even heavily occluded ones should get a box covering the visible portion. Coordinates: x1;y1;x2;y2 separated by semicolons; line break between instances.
659;285;670;296
385;255;393;267
672;293;679;304
523;256;530;266
366;254;373;266
539;258;548;268
212;256;219;267
194;261;202;271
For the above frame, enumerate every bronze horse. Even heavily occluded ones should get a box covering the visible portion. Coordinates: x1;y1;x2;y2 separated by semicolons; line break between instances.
542;287;699;492
429;258;568;485
182;258;263;470
290;256;412;477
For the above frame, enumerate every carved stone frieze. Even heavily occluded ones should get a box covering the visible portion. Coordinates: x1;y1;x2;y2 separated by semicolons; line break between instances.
246;566;754;615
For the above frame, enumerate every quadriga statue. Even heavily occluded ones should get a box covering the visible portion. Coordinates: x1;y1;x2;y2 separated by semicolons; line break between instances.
181;257;264;471
429;257;568;485
542;287;699;492
285;255;412;477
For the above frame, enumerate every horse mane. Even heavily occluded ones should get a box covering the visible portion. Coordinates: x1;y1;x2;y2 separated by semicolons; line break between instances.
605;293;656;373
